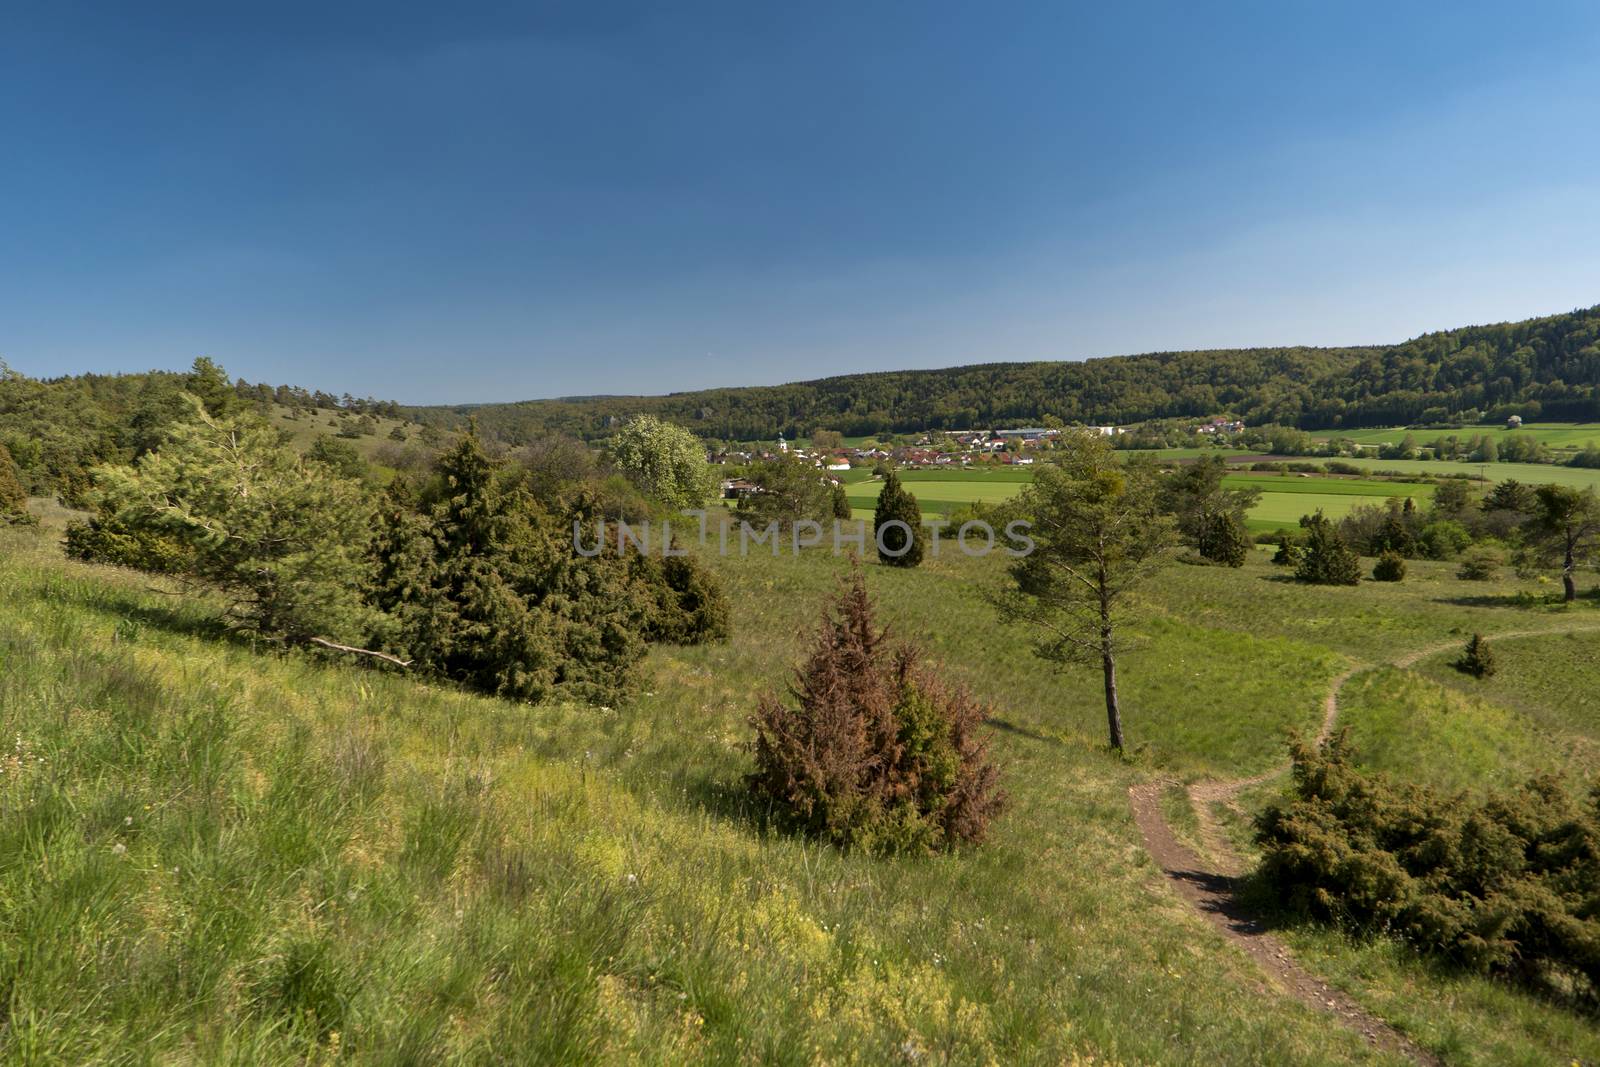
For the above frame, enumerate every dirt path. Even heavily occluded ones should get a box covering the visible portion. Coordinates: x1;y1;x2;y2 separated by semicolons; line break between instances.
1130;623;1600;1065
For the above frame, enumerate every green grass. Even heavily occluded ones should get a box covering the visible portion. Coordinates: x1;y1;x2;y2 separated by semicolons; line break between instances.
1323;422;1600;451
843;468;1435;531
1285;455;1600;489
264;404;427;461
4;501;1600;1062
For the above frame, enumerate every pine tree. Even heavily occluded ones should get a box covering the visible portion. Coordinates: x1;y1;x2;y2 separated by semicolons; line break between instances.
1455;633;1496;678
830;481;852;520
1294;511;1361;586
873;471;924;567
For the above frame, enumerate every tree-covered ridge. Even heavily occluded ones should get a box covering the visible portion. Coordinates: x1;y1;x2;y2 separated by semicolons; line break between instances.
0;358;406;493
407;305;1600;442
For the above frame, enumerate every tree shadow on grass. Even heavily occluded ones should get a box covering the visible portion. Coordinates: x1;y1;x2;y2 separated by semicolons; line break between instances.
1433;592;1573;611
64;580;244;647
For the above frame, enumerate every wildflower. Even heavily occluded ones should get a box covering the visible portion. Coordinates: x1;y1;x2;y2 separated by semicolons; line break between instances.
111;842;127;856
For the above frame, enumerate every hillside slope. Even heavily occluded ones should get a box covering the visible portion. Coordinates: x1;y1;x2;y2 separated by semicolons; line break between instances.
406;305;1600;442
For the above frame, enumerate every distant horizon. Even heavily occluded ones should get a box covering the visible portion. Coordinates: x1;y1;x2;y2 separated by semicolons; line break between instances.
9;298;1595;408
6;4;1600;405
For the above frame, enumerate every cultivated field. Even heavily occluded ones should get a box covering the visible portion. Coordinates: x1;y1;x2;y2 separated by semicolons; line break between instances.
3;502;1598;1063
842;466;1437;531
1322;423;1600;450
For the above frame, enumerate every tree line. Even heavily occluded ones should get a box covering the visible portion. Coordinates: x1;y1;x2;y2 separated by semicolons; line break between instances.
404;305;1600;443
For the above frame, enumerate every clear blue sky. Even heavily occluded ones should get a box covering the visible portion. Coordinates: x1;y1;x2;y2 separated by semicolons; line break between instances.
4;2;1599;404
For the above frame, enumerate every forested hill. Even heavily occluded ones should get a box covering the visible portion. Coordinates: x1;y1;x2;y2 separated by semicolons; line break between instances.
406;305;1600;443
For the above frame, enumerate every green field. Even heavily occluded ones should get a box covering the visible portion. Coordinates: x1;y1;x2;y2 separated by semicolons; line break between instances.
7;494;1600;1063
844;468;1435;531
1322;422;1600;450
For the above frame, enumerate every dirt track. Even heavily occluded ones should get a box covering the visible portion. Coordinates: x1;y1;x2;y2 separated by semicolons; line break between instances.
1129;624;1600;1065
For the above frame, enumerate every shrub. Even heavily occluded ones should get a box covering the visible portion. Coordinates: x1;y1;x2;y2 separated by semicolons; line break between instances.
1272;537;1303;567
0;443;35;526
371;436;651;706
830;481;852;520
1293;511;1360;585
1194;510;1252;567
1256;733;1600;988
1372;551;1406;582
748;568;1003;854
873;471;924;567
1455;633;1496;678
1416;519;1471;560
1455;547;1503;581
634;553;731;645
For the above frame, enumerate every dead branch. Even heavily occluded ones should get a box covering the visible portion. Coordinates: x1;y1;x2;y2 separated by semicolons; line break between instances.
307;637;412;668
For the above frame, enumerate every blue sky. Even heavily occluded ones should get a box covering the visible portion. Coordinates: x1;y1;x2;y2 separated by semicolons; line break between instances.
4;2;1599;404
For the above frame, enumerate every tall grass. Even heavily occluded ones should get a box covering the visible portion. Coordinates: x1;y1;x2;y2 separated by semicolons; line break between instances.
1;520;1596;1062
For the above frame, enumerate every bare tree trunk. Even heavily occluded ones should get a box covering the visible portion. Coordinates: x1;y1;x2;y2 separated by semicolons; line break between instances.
1565;537;1578;602
1102;646;1124;750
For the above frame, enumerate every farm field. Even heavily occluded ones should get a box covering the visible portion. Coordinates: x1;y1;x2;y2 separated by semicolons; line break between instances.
1321;422;1600;450
843;467;1435;531
5;496;1599;1064
1285;455;1600;489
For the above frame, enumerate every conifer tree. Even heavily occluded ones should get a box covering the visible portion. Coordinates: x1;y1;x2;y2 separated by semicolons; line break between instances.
1455;633;1496;678
830;481;852;521
873;471;924;567
1294;511;1361;585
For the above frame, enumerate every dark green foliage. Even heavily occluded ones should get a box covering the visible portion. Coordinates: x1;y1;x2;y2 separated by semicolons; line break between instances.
1195;510;1252;567
1271;536;1303;567
306;436;367;480
749;570;1004;854
1481;479;1536;516
1372;551;1406;582
873;472;924;567
633;553;731;645
370;434;650;706
1455;546;1504;581
1293;511;1361;586
402;305;1600;440
64;507;192;573
1161;456;1258;566
830;481;852;520
1455;634;1497;678
0;442;35;526
1256;733;1600;989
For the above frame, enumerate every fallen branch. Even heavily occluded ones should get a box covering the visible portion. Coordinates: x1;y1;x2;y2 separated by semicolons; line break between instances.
307;637;412;668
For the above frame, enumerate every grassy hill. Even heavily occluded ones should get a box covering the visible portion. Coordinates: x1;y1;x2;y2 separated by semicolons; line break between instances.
404;305;1600;442
4;500;1600;1062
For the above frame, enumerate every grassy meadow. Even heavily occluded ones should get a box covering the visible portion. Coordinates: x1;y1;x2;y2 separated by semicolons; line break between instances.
4;499;1600;1063
841;465;1436;531
1322;423;1600;451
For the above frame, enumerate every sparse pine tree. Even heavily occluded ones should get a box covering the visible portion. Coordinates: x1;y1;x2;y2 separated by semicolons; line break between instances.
1455;633;1496;678
873;471;924;567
